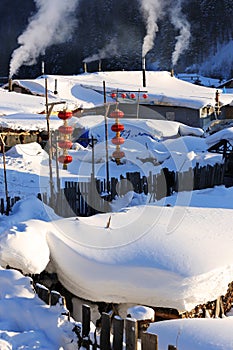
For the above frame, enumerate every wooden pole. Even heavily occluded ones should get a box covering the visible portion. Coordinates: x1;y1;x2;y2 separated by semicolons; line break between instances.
0;134;9;206
136;89;140;119
45;77;55;206
103;84;110;194
125;318;138;350
100;313;111;350
113;316;124;350
141;333;158;350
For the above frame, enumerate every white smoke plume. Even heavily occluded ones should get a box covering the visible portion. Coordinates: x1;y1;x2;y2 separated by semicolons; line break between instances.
139;0;165;58
170;0;191;67
9;0;79;78
83;38;119;63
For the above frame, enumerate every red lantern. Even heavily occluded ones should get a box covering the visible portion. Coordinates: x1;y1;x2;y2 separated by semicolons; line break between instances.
112;150;125;159
130;93;136;99
58;155;73;164
111;136;125;145
111;123;124;132
111;92;117;99
58;125;73;135
58;140;73;149
58;110;73;120
121;93;126;99
110;109;124;118
142;93;148;99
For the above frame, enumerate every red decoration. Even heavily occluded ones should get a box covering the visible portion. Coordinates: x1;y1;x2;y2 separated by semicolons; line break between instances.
112;150;125;159
142;93;148;99
111;136;125;145
57;109;73;168
58;110;73;120
58;125;73;134
110;109;124;118
130;93;136;99
111;92;117;99
111;123;124;132
58;140;73;149
121;93;126;99
58;155;73;164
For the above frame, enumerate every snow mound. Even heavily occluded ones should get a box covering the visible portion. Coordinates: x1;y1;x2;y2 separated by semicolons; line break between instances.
6;142;46;158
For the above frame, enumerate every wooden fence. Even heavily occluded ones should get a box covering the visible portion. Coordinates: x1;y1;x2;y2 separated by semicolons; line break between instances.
51;162;227;217
0;161;229;217
77;304;177;350
0;196;20;215
34;285;177;350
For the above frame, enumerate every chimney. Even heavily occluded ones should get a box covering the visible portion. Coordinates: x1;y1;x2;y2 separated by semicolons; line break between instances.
171;68;174;77
8;78;12;92
83;62;87;73
41;61;45;75
142;57;146;87
54;79;58;95
98;59;102;72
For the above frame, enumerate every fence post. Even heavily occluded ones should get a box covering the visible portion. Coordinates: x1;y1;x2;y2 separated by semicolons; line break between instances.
100;312;111;350
113;316;124;350
35;283;50;304
141;332;158;350
125;318;138;350
81;304;91;349
0;198;4;214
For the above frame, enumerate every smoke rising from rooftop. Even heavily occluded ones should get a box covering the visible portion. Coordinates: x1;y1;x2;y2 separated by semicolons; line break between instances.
83;38;119;64
139;0;165;58
9;0;79;78
170;0;191;67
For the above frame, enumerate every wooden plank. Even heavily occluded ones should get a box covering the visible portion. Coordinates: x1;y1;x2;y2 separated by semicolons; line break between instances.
50;290;61;306
125;318;138;350
112;316;124;350
141;332;158;350
82;304;91;338
35;283;50;304
0;198;4;215
100;312;111;350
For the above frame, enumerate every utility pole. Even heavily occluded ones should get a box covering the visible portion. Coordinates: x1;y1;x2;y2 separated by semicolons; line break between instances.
44;76;66;207
45;77;55;207
103;81;110;193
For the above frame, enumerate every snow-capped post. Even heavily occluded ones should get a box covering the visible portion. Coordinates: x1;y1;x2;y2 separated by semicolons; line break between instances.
110;108;125;165
57;110;73;170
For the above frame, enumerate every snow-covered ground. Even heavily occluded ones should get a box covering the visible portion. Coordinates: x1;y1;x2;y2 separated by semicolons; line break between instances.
1;71;233;349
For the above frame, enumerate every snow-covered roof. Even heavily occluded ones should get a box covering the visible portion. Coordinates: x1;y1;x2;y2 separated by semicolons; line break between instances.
8;71;233;111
